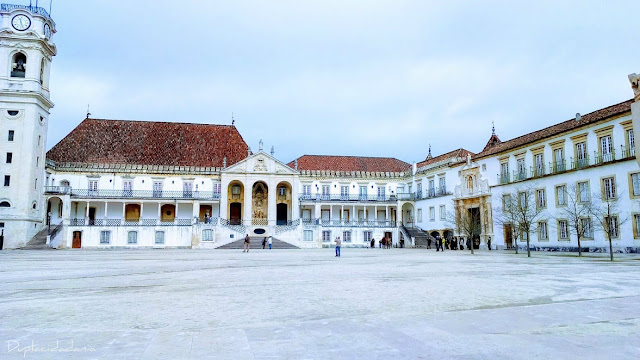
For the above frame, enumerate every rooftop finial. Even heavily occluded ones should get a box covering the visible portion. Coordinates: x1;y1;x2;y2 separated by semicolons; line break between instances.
575;113;581;122
428;143;432;156
294;159;298;170
492;121;495;136
231;112;235;125
86;104;91;119
270;146;275;156
259;139;264;151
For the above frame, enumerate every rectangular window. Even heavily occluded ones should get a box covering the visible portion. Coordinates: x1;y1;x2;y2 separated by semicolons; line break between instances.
153;181;163;197
518;192;527;209
88;179;98;194
502;194;512;211
123;180;133;197
6;152;12;163
517;158;526;179
536;189;546;208
534;153;544;176
500;162;509;179
428;180;434;196
4;175;9;187
576;141;587;167
605;216;619;238
213;183;221;194
417;209;422;222
439;205;446;220
202;229;214;241
556;185;567;206
429;207;435;221
303;185;311;195
602;177;616;199
303;230;313;241
600;135;613;162
538;221;548;240
100;231;111;244
377;186;385;200
340;185;349;200
554;148;565;172
634;214;640;238
322;185;330;200
439;177;446;194
627;129;635;157
183;181;193;197
578;181;590;203
342;231;351;243
8;130;14;141
322;230;331;243
581;218;593;238
631;174;640;197
359;186;367;200
155;231;165;244
127;231;138;244
559;220;569;240
363;231;372;243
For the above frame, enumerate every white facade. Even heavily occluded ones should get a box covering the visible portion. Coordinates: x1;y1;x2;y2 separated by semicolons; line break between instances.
0;4;55;249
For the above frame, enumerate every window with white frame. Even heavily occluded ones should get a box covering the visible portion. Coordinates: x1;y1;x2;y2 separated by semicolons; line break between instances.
359;186;367;200
600;135;613;162
439;176;446;193
377;186;385;199
576;142;587;166
503;194;511;211
123;180;133;197
627;129;635;156
322;230;331;243
363;231;372;243
631;173;640;197
213;183;221;194
517;158;526;177
100;231;110;244
88;179;98;194
155;231;165;244
559;220;569;240
538;221;548;240
500;162;509;180
127;231;138;244
153;181;163;197
536;189;546;208
605;216;619;238
581;218;593;238
322;185;330;199
429;207;435;221
518;192;527;209
556;185;567;206
602;177;616;199
428;179;435;196
278;186;287;196
417;209;422;222
183;181;193;197
202;229;214;241
343;231;351;242
578;181;590;202
417;182;423;197
439;205;446;220
554;148;565;170
232;185;241;195
340;185;349;199
303;230;313;241
534;153;544;175
303;185;311;196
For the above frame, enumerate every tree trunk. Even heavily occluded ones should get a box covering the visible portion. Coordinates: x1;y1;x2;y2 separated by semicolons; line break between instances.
577;235;582;257
514;238;518;254
608;234;613;261
526;236;531;258
470;235;474;255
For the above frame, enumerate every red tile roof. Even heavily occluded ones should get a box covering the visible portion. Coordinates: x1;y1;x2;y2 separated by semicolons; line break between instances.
289;155;411;173
47;118;249;168
416;148;474;168
475;99;633;159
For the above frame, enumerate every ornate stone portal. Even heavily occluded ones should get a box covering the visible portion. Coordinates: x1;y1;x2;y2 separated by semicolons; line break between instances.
252;182;268;219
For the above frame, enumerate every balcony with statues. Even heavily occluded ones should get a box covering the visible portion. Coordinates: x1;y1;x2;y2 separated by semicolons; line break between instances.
454;176;490;199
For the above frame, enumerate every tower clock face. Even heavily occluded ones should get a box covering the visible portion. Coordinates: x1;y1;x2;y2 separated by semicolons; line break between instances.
44;23;51;38
11;14;31;31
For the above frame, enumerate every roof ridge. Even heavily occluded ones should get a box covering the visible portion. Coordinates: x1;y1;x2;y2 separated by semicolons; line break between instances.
85;118;236;127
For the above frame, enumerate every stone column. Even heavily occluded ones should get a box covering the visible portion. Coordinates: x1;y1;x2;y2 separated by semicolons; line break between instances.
192;200;200;223
628;73;640;165
244;183;252;228
268;180;276;227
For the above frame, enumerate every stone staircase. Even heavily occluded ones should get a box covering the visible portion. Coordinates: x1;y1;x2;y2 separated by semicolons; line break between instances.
21;227;53;250
216;236;299;250
401;225;434;247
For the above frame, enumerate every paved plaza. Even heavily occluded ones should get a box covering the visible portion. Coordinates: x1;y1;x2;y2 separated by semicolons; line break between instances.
1;249;639;359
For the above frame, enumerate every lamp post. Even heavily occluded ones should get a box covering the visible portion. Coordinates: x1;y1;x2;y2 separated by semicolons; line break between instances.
46;211;51;245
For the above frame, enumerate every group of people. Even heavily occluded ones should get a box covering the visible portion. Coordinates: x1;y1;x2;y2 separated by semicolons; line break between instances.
242;234;273;252
427;236;491;251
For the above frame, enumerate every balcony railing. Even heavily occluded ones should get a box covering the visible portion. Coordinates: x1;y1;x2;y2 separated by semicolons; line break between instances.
530;165;546;178
549;161;567;174
299;194;395;202
69;188;221;200
621;145;635;159
1;4;52;19
45;186;71;195
423;187;450;199
570;155;590;170
69;218;193;226
513;169;528;182
594;150;615;165
251;218;268;226
497;174;510;185
316;219;397;228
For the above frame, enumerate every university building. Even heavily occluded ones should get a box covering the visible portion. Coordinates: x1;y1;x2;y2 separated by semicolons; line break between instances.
1;4;640;251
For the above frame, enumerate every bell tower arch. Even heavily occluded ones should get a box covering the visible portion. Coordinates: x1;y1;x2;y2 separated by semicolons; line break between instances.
0;3;56;248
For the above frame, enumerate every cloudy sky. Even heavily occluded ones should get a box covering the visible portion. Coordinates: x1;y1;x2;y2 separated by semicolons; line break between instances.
41;0;639;164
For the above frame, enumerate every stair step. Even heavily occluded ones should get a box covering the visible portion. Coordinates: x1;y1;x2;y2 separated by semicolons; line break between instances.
217;237;299;249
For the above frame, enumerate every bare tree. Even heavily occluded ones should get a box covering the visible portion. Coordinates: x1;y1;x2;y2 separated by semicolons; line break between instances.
445;204;481;255
557;184;591;257
588;181;628;261
496;186;546;258
494;194;520;254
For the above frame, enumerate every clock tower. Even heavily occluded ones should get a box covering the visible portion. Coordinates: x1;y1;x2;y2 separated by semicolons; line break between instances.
0;3;56;249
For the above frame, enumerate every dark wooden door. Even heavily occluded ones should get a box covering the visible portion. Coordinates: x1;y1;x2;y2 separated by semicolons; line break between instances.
276;203;287;225
230;203;241;225
72;231;82;249
88;207;96;225
504;224;513;249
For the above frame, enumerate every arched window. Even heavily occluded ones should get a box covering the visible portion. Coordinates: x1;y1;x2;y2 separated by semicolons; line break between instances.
11;52;26;78
39;58;45;85
0;201;11;207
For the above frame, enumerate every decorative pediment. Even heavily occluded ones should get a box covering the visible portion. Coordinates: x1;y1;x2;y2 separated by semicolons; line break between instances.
223;152;297;175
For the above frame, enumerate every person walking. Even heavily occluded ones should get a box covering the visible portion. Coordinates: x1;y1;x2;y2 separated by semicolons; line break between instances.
487;236;492;251
427;237;432;249
335;236;342;257
243;234;250;252
268;236;272;250
262;237;266;249
370;237;375;249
